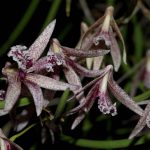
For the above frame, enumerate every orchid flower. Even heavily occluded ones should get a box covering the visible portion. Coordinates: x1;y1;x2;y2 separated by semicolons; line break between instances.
79;6;127;71
0;20;78;116
44;39;111;104
67;65;143;129
0;129;23;150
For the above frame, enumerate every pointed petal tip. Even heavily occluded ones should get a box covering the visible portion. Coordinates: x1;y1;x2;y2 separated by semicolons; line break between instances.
114;65;120;72
50;19;56;27
71;123;76;130
71;114;85;130
128;134;134;140
36;109;42;116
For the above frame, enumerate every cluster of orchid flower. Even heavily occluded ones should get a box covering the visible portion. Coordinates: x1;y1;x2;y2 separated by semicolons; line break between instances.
0;6;150;149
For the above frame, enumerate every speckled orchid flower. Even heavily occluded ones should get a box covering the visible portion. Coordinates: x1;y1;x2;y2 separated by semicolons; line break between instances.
0;129;23;150
68;65;143;129
79;6;127;71
45;39;111;104
0;20;78;116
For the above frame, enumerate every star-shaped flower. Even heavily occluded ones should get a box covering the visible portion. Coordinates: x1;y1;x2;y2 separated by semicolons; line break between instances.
79;6;127;71
67;65;143;129
1;20;78;116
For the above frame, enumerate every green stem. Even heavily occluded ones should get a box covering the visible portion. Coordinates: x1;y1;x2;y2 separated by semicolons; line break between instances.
54;89;69;119
0;0;40;56
41;0;62;30
10;123;36;142
134;90;150;102
61;134;150;149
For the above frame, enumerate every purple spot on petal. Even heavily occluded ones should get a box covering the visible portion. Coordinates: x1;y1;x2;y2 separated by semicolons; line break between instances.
8;45;33;70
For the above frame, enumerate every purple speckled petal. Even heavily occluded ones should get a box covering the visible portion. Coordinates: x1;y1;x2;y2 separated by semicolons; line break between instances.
67;58;109;77
25;81;44;116
61;46;110;57
129;101;150;139
28;20;56;62
80;16;105;49
70;83;98;129
26;73;78;91
112;19;127;64
63;65;85;103
4;73;21;112
108;73;143;116
109;27;121;72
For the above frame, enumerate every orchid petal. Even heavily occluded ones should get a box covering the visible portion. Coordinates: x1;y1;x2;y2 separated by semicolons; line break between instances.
4;77;21;112
80;16;105;49
26;73;78;91
129;102;150;139
61;46;110;57
108;75;143;116
63;65;85;103
68;82;98;116
25;81;44;116
109;27;121;72
71;113;86;130
70;83;98;129
0;109;9;116
112;19;127;64
27;56;48;72
28;20;56;61
67;59;108;77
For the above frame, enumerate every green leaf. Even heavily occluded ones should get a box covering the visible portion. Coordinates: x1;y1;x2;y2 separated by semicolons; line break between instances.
133;16;143;61
134;90;150;102
61;134;150;149
41;0;62;30
0;97;31;109
54;89;70;119
66;0;71;17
